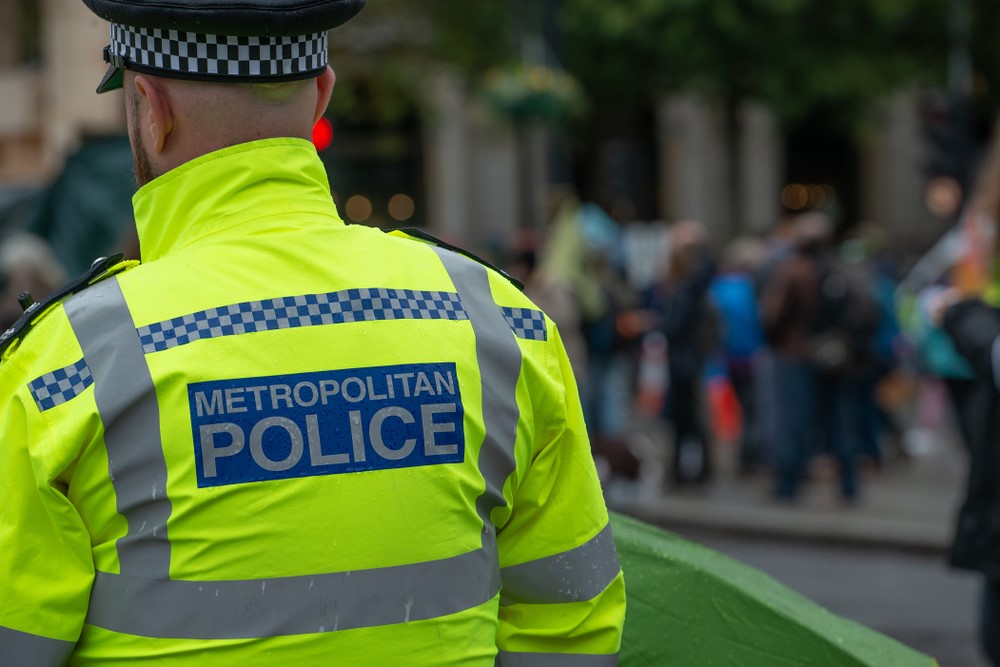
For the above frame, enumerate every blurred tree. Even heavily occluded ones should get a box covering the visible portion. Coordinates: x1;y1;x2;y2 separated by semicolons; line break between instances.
969;0;1000;133
559;0;950;126
558;0;951;232
334;1;979;232
328;0;518;125
418;0;516;75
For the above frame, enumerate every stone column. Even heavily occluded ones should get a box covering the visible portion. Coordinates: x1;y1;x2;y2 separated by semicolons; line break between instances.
656;95;729;238
860;90;939;254
41;0;124;171
421;70;468;244
464;107;519;252
739;101;783;236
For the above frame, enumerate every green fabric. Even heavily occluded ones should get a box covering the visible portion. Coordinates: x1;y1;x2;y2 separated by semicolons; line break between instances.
611;513;937;667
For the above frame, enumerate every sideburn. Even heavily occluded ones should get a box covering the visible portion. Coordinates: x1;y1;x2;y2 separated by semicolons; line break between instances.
128;85;160;187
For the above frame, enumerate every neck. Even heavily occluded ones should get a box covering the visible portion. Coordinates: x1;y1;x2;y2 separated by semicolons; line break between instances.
133;138;339;262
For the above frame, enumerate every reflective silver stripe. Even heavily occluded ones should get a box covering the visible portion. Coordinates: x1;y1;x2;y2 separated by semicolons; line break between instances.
64;278;172;579
499;522;620;606
497;651;618;666
86;547;499;639
433;249;523;543
0;625;75;666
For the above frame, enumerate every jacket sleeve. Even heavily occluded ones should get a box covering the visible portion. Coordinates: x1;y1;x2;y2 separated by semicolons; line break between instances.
494;323;626;666
0;359;93;665
942;299;1000;390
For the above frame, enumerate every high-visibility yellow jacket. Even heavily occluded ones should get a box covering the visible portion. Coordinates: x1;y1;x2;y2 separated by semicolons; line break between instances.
0;138;625;666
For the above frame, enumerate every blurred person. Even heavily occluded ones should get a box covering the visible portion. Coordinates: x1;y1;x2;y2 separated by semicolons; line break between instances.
846;228;907;468
709;237;767;473
761;212;877;502
580;242;643;483
816;240;881;484
507;229;641;481
506;240;586;382
938;288;1000;666
576;204;643;482
759;214;825;500
644;219;717;485
752;213;810;479
528;194;642;481
0;232;68;330
931;117;1000;667
0;0;625;663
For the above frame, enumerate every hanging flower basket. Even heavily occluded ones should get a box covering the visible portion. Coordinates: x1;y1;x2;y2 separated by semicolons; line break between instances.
479;63;586;124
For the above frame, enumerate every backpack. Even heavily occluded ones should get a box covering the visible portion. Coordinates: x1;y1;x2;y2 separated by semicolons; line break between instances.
807;257;880;375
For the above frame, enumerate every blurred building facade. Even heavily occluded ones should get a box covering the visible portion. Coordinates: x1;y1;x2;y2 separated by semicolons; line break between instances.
0;1;947;256
0;0;122;182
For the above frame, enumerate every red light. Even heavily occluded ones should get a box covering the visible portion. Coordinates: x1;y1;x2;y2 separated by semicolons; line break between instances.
312;117;334;151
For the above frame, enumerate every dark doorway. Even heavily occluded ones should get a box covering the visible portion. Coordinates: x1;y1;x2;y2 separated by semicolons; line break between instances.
573;102;659;223
784;114;860;236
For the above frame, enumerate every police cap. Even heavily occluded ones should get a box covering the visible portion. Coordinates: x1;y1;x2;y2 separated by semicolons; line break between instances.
82;0;365;94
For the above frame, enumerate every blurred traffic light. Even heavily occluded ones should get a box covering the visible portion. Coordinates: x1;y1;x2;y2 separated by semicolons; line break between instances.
312;117;334;152
922;92;974;190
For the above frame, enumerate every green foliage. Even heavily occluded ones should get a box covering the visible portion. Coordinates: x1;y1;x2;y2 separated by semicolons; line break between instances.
327;0;515;126
559;0;950;124
326;61;423;127
970;0;1000;131
333;0;966;132
479;63;587;124
415;0;516;75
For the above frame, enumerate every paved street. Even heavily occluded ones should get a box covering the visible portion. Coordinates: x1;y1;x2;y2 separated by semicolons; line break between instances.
605;412;989;666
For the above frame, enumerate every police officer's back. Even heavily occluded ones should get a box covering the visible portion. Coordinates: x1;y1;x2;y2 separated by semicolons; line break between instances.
0;2;626;664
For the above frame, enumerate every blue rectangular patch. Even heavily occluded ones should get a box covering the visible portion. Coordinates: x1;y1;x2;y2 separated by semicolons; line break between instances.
189;363;465;488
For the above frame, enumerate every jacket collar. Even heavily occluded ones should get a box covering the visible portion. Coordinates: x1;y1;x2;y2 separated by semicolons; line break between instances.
133;138;343;262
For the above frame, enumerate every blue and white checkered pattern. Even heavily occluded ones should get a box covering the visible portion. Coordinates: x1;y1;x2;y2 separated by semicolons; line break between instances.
27;292;545;411
29;358;94;412
137;288;469;354
109;23;328;80
502;307;548;341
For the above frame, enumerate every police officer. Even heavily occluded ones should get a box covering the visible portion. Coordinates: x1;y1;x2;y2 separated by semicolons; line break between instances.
0;1;626;664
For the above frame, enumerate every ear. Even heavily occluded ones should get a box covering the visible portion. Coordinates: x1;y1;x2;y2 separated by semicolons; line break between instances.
134;74;175;154
313;67;336;125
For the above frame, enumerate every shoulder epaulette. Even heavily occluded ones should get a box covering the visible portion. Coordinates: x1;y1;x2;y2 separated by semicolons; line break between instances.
388;227;525;291
0;254;132;357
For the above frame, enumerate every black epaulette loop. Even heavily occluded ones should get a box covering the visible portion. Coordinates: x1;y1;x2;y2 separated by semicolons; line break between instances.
392;227;525;292
0;254;125;356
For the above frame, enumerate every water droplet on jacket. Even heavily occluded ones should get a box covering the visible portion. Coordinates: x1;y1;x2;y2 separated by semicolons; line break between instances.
403;596;414;623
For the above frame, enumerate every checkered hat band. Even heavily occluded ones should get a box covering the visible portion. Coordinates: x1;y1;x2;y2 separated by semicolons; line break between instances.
109;23;328;80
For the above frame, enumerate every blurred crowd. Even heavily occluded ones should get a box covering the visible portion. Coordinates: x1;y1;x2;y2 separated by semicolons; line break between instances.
0;156;984;512
506;191;962;506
